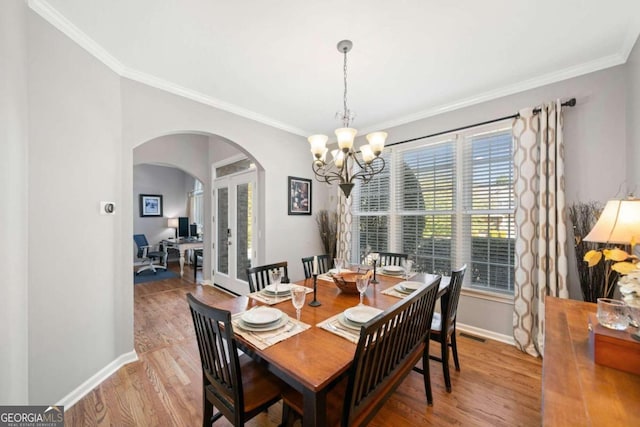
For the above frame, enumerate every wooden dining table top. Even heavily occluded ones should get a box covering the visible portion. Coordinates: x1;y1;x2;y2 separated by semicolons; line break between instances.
213;271;446;394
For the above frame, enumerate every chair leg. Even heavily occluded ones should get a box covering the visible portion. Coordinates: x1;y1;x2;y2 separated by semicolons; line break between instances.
451;330;460;371
441;335;451;393
422;349;433;405
203;396;213;427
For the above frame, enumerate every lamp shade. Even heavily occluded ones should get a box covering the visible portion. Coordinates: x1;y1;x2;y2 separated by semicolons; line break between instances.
584;199;640;244
335;127;357;151
168;218;179;229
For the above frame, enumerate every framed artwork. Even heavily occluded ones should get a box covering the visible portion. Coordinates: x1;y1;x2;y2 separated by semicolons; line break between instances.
288;177;312;215
139;194;163;217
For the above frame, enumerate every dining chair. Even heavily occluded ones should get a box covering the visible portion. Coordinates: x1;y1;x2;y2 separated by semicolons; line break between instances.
301;254;330;279
377;251;408;266
413;264;467;393
187;293;287;427
246;261;289;293
282;275;442;425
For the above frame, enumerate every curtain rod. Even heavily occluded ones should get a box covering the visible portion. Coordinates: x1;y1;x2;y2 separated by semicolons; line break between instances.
386;98;577;148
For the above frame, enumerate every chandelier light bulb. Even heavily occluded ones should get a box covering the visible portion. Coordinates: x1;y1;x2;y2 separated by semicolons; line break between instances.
308;134;329;159
335;127;357;152
360;144;375;164
366;131;387;156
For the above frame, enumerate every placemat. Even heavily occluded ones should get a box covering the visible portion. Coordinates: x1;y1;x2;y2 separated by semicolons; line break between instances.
232;310;310;350
317;312;361;344
247;286;313;305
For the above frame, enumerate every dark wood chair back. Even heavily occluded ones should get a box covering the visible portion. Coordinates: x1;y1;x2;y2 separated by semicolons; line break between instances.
187;293;244;425
246;261;289;292
377;251;408;267
301;255;330;278
343;275;441;426
442;265;466;336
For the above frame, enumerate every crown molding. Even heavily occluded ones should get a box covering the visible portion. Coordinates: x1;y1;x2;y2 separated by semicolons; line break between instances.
362;52;627;134
28;0;309;137
28;0;125;74
29;0;637;139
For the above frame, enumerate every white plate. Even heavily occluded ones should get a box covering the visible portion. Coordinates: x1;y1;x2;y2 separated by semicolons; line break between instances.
238;314;289;332
394;284;413;295
382;265;404;274
344;306;383;324
263;283;292;294
241;307;282;325
338;314;362;331
399;281;424;292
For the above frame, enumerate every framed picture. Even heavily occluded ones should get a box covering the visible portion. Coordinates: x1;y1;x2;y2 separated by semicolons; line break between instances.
139;194;163;217
288;177;312;215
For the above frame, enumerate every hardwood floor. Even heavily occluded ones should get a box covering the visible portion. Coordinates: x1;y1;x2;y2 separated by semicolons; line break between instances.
65;265;542;426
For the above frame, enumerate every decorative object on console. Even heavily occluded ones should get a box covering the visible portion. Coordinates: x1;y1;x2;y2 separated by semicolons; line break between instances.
308;40;387;198
583;197;640;299
568;202;608;302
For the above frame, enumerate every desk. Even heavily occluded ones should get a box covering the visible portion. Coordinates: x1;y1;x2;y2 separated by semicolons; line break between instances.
543;296;640;425
214;272;446;427
162;238;204;277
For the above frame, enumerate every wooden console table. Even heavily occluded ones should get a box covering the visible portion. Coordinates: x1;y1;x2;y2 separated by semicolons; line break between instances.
543;296;640;425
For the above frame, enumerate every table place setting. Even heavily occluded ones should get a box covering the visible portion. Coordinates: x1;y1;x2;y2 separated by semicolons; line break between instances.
232;306;310;350
318;305;383;343
382;274;449;299
247;283;313;305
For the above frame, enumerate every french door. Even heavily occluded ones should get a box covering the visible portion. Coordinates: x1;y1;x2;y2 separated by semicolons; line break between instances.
213;170;257;295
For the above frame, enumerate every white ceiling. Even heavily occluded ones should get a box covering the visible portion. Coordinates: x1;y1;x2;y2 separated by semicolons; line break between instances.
33;0;640;137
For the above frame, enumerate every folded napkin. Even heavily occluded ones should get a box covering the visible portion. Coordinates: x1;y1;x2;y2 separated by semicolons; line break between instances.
248;286;313;305
232;311;310;350
317;312;361;344
381;286;410;299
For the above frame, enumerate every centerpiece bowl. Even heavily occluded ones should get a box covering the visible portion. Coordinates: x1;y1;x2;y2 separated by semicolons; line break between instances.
333;272;365;294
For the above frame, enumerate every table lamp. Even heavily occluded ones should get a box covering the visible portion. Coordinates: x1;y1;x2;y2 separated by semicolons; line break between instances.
168;218;179;239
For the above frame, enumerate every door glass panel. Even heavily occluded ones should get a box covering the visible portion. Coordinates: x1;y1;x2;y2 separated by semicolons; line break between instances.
236;182;252;281
217;187;229;274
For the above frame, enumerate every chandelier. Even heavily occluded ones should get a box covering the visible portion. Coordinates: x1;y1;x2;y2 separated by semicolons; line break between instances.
308;40;387;198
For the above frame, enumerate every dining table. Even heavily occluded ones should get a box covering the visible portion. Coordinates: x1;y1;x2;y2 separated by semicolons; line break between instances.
213;268;448;427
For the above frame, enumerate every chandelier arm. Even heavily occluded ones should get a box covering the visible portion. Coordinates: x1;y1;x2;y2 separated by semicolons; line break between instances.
349;157;386;183
312;161;348;185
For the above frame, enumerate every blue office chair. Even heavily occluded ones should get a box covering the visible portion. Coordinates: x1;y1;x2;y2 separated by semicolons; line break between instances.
133;234;167;275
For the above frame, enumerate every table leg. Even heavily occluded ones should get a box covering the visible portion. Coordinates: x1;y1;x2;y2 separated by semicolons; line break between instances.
179;249;185;277
302;389;326;427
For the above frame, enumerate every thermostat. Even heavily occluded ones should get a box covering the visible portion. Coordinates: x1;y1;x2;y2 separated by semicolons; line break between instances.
100;201;116;215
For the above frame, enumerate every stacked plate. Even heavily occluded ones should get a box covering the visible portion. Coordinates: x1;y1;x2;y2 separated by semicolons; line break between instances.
338;305;383;330
382;265;404;276
393;281;424;295
239;306;288;332
262;283;292;296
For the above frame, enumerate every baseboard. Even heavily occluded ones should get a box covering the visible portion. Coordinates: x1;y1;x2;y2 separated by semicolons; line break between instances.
456;322;515;346
57;350;138;409
201;279;213;286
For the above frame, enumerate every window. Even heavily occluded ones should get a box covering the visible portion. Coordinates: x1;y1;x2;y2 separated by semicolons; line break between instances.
190;179;204;233
351;121;515;295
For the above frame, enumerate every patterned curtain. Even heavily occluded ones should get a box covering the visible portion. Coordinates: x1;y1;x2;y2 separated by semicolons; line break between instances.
336;188;352;262
512;101;569;357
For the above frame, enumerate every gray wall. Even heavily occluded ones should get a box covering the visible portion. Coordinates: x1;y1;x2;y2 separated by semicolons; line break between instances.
0;0;29;404
379;64;629;337
133;164;190;261
627;37;640;190
26;10;123;404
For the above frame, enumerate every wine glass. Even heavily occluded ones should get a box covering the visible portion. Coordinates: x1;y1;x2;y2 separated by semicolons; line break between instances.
402;259;414;280
356;276;369;305
291;286;306;321
334;258;343;275
270;270;282;299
